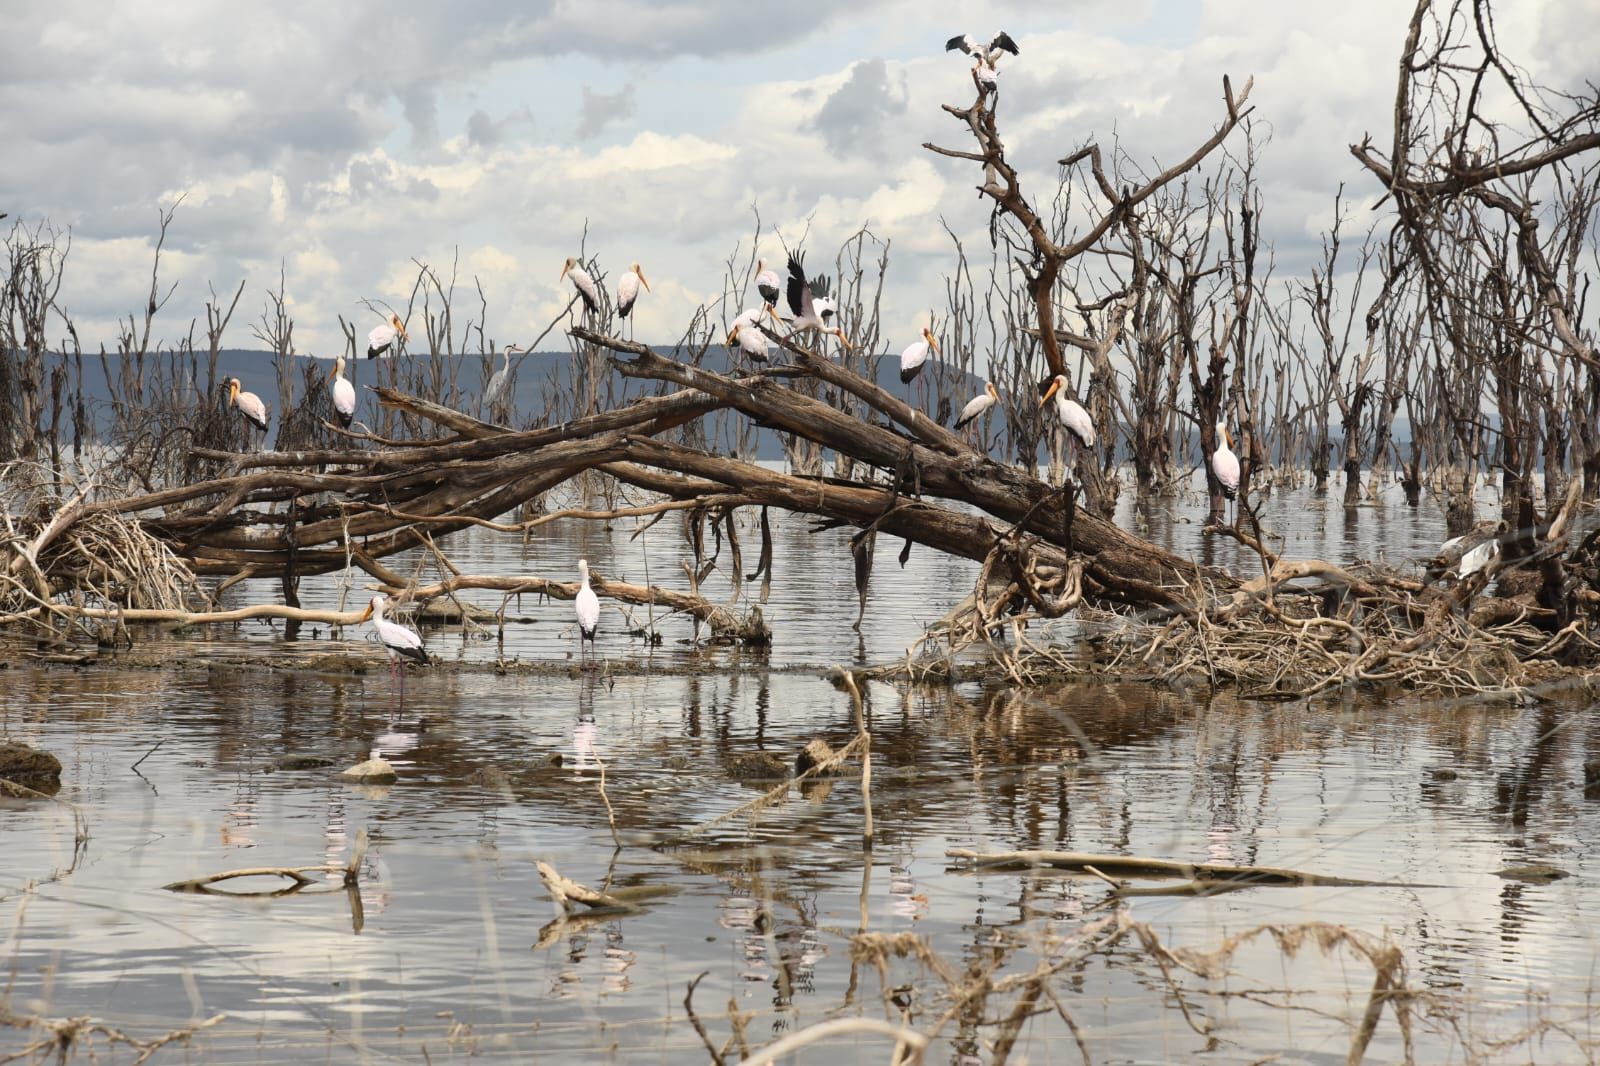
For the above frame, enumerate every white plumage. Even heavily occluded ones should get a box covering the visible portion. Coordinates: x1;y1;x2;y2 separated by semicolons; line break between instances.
727;307;780;363
946;31;1020;65
367;313;407;359
560;257;602;316
1212;420;1240;500
954;381;999;430
783;252;852;350
1040;374;1095;454
616;262;650;320
330;355;356;428
1458;537;1500;578
754;259;782;307
575;558;601;663
899;327;940;384
226;377;269;434
362;594;429;672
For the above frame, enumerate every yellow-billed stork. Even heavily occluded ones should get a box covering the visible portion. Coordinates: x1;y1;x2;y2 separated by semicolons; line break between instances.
329;355;356;429
361;594;429;684
367;313;407;359
728;306;782;364
954;381;998;431
560;257;602;318
1040;374;1096;463
226;377;269;444
754;259;782;307
783;252;851;350
899;326;940;384
616;262;650;327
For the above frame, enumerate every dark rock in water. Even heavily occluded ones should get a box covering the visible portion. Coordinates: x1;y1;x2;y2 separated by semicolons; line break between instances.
1495;863;1568;884
542;752;564;769
308;653;370;674
0;741;62;784
727;752;788;781
796;738;840;776
1429;767;1458;782
272;753;340;771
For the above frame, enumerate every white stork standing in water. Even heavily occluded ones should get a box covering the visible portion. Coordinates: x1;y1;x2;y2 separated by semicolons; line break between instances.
329;355;356;429
560;257;602;320
1211;419;1241;523
226;377;270;447
367;313;407;359
361;593;429;692
1040;374;1096;472
783;253;851;350
754;259;782;308
727;306;782;364
954;381;998;433
616;262;650;338
483;343;520;418
575;559;601;666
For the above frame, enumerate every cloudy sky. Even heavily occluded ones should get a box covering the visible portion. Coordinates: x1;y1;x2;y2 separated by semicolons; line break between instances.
3;0;1590;362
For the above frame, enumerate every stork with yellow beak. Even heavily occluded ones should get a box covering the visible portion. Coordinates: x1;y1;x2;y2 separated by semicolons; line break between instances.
954;381;999;432
226;377;270;447
329;355;356;429
898;326;940;384
727;305;783;364
367;313;408;359
560;257;602;319
1040;373;1096;468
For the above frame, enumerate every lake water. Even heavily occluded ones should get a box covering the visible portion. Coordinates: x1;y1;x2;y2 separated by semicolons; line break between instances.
5;473;1598;1064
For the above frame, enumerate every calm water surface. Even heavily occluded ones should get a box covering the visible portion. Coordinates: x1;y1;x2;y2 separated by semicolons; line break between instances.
4;478;1598;1063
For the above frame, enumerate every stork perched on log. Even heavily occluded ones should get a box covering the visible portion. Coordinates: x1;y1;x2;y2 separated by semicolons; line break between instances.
616;262;650;338
728;306;781;364
1424;521;1504;584
1211;420;1240;524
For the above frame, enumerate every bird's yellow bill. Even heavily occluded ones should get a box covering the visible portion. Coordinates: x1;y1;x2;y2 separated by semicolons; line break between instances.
639;271;651;292
359;604;373;622
1039;378;1061;405
726;326;740;346
834;329;854;351
928;333;941;354
559;263;571;282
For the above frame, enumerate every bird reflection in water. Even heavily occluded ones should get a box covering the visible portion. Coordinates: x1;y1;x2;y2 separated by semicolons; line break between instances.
602;926;635;994
888;862;929;921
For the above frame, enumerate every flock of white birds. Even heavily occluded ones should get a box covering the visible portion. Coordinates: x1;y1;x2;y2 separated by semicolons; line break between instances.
213;29;1487;674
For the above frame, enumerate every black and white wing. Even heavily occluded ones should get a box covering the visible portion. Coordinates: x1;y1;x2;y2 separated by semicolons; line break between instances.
945;33;978;55
988;31;1019;57
785;253;811;319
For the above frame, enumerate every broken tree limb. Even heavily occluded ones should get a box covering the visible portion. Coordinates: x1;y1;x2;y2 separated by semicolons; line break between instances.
944;848;1434;888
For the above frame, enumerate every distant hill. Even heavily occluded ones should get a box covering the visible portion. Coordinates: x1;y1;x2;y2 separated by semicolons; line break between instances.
53;346;992;462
